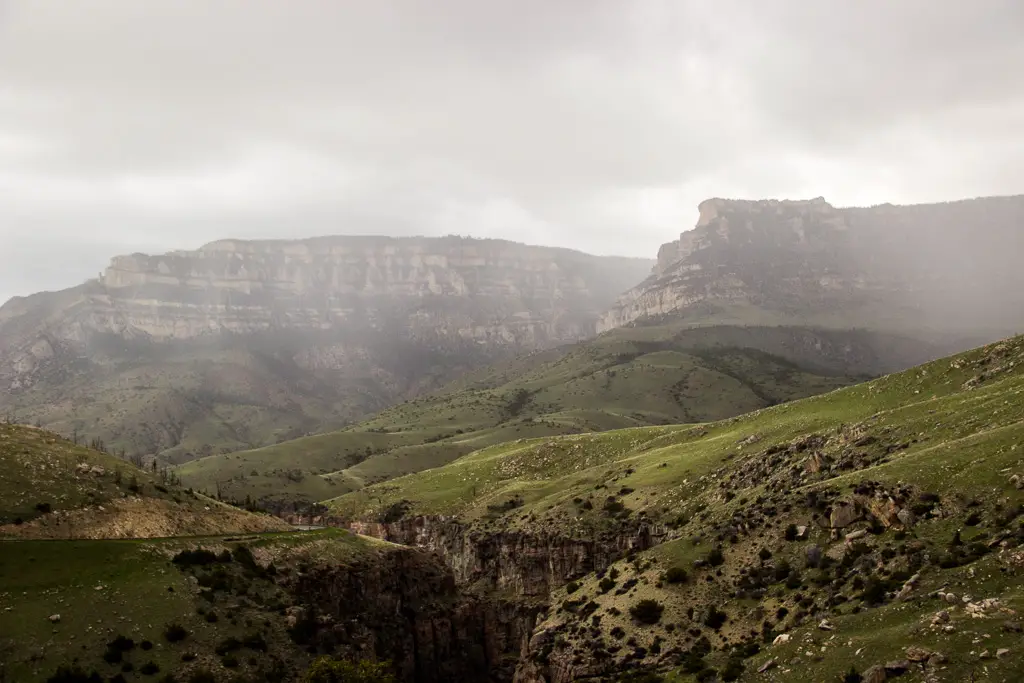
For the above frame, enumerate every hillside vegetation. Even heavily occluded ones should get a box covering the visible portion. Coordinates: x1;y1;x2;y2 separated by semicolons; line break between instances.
177;325;936;509
0;423;288;539
330;334;1024;681
0;529;400;682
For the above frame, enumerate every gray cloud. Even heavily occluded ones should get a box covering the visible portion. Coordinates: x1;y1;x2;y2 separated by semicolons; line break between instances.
1;0;1023;302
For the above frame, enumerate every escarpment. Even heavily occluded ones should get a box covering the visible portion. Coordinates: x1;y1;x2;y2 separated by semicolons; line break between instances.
599;195;1024;337
281;542;542;683
0;236;651;459
348;515;669;597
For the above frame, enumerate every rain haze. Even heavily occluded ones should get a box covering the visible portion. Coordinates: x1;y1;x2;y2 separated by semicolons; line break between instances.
1;0;1023;304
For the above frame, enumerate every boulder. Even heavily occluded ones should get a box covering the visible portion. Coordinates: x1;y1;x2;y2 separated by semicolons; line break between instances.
905;646;931;662
862;665;887;683
884;659;910;675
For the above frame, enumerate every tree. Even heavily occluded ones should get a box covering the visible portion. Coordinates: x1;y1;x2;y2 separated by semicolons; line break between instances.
301;657;395;683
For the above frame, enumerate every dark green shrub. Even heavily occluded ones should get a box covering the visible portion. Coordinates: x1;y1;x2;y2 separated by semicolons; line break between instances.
784;524;798;541
703;606;727;630
630;599;664;625
45;666;102;683
664;567;688;584
565;581;581;595
139;662;160;676
163;623;189;643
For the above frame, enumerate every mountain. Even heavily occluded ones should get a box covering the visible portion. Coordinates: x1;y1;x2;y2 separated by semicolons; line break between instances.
0;236;652;462
329;334;1024;682
176;324;947;510
0;422;287;538
600;195;1024;337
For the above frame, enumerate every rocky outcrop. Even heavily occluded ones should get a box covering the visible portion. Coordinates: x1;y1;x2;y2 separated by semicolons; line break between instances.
599;195;1024;336
349;515;669;597
284;545;541;683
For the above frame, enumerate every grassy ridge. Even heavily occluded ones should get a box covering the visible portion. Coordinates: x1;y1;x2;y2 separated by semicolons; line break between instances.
178;325;913;507
329;335;1024;681
0;529;388;682
0;423;288;538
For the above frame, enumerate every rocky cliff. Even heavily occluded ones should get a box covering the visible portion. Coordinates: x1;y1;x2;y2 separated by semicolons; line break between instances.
599;195;1024;336
0;236;651;460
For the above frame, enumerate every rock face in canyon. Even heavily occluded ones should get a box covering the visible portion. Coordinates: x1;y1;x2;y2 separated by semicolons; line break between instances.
599;195;1024;336
0;236;651;460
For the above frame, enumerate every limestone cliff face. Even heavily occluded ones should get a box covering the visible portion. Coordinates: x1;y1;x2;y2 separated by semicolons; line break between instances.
4;235;649;353
599;195;1024;335
0;236;651;458
347;515;667;597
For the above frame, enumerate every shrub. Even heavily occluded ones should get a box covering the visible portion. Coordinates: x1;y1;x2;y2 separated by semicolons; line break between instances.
171;549;220;567
301;656;397;683
721;657;745;682
705;547;725;567
565;581;581;595
35;502;53;514
598;577;616;593
703;606;727;630
784;524;798;541
758;547;772;561
45;666;103;683
139;662;160;676
664;567;688;584
844;666;863;683
630;599;664;625
163;623;189;643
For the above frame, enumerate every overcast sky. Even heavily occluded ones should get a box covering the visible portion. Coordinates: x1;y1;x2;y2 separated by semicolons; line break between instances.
1;1;1023;303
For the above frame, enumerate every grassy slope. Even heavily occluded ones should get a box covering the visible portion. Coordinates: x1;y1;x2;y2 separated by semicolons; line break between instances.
0;529;391;683
0;423;288;538
330;335;1024;681
178;325;902;507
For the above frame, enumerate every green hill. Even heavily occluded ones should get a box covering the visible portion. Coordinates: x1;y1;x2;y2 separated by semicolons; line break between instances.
0;423;288;539
0;529;405;682
177;325;940;509
330;334;1024;681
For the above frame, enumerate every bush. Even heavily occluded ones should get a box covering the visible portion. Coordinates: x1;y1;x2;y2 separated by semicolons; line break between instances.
598;577;616;593
301;656;397;683
703;606;727;630
784;524;798;541
705;547;725;567
35;502;53;514
630;599;664;625
664;567;688;584
843;666;864;682
163;623;189;643
721;658;745;682
565;581;581;595
171;549;220;567
758;547;772;561
139;662;160;676
45;667;103;683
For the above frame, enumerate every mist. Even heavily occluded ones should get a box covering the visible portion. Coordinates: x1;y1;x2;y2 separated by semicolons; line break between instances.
2;0;1023;303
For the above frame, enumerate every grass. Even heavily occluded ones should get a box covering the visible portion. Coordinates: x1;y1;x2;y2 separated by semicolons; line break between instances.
178;325;931;508
0;529;390;682
328;334;1024;681
0;423;288;538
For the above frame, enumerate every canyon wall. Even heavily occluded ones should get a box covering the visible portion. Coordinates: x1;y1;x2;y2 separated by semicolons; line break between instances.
0;236;652;458
599;195;1024;336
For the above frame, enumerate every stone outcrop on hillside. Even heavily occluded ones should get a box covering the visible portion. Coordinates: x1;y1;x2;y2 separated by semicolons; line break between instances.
599;195;1024;335
0;236;651;458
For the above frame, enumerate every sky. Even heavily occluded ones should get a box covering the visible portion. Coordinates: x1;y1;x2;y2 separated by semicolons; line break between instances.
1;1;1023;303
